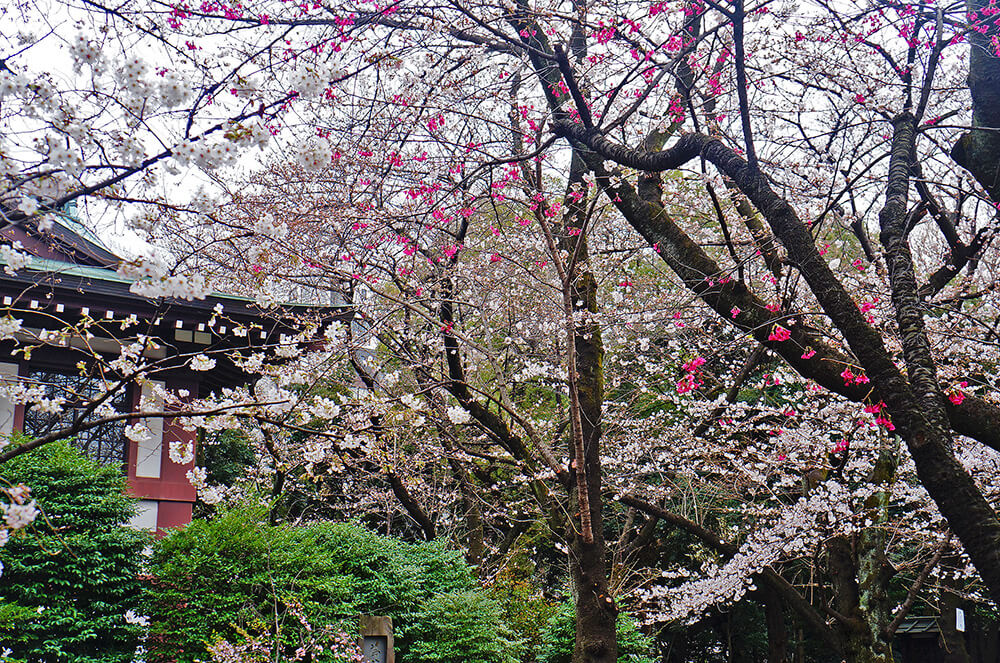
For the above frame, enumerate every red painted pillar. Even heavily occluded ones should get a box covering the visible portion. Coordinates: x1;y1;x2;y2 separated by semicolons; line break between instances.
155;414;197;533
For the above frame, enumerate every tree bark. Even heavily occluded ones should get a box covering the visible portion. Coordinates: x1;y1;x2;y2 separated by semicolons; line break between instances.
562;153;618;663
761;585;789;663
386;471;437;541
827;536;892;663
857;442;898;661
877;114;1000;603
939;583;971;663
951;0;1000;202
508;4;619;656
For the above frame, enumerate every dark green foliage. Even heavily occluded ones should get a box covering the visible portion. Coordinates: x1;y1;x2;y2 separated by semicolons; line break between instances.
200;429;255;487
538;601;657;663
489;567;557;662
145;505;519;662
405;591;520;663
194;429;256;518
0;441;147;663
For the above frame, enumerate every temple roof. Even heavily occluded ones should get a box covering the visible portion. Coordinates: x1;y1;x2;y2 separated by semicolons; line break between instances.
0;207;347;392
1;205;120;268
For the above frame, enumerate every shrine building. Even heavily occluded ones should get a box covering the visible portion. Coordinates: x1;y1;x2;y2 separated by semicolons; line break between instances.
0;208;331;534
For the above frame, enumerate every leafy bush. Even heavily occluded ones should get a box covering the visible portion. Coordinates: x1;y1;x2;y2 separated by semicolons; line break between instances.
0;441;147;663
405;591;521;663
145;504;519;662
538;601;657;663
488;556;558;662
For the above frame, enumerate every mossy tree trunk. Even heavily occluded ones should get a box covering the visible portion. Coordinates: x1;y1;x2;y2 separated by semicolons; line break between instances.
951;0;1000;202
561;150;617;663
507;2;619;658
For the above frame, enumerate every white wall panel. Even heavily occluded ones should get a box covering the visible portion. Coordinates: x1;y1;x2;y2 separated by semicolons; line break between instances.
134;381;164;478
128;499;159;531
0;363;18;440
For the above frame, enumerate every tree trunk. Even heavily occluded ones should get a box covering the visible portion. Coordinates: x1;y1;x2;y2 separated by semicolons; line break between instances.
857;442;897;662
564;155;617;663
555;119;1000;605
827;536;893;663
440;440;485;568
952;0;1000;202
761;585;788;663
940;573;972;663
877;115;1000;604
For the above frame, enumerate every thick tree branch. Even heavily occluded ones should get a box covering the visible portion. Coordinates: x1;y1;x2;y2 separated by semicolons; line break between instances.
871;112;1000;604
557;119;1000;602
551;120;1000;453
951;0;1000;202
385;472;437;541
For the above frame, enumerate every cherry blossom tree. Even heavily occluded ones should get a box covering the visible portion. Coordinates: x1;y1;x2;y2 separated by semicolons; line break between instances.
4;0;1000;660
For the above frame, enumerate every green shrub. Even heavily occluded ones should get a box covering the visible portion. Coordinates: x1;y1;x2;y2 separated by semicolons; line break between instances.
405;591;521;663
145;504;518;662
0;441;147;663
538;600;657;663
488;563;557;662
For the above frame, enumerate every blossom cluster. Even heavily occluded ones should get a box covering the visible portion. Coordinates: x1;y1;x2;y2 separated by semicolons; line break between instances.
635;483;854;623
0;483;40;576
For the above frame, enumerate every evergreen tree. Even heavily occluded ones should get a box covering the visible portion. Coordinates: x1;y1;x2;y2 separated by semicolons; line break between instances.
0;441;147;663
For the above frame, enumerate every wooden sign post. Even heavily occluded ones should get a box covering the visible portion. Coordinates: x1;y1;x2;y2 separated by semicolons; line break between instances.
359;615;394;663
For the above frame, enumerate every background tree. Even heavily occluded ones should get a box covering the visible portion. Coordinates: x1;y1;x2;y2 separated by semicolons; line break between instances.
0;440;147;663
